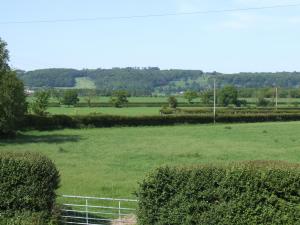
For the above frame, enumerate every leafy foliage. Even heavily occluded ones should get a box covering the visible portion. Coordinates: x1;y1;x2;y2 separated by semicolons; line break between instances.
22;113;300;130
30;91;50;116
137;162;300;225
17;67;300;96
110;90;129;108
62;90;79;106
0;38;10;72
0;152;60;213
0;211;61;225
168;96;178;109
18;68;83;87
200;90;214;106
0;71;27;137
218;86;238;106
183;90;198;104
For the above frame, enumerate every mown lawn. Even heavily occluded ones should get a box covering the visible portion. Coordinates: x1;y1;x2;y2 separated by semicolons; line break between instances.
1;122;300;198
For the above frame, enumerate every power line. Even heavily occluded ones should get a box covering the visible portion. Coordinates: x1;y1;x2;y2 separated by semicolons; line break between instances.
1;2;300;25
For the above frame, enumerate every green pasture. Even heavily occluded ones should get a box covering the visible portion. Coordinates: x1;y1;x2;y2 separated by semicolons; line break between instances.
47;107;162;116
26;96;300;106
1;122;300;198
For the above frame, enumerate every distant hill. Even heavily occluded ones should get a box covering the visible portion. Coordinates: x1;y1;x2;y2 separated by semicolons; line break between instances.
17;68;300;95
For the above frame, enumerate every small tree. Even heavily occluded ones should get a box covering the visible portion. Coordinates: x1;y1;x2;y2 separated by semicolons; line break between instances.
168;96;178;109
30;91;50;116
200;90;214;105
62;90;79;106
184;90;198;104
257;97;270;107
51;89;62;105
218;86;238;106
110;90;129;108
85;89;96;107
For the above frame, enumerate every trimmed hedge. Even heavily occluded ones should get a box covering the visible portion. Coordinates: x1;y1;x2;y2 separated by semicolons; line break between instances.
48;102;205;108
0;152;60;213
137;161;300;225
0;211;61;225
22;113;300;130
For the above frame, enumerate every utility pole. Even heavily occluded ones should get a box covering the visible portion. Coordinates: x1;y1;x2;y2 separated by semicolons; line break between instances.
213;79;216;124
275;87;278;110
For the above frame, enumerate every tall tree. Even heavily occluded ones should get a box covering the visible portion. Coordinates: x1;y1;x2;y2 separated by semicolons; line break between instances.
0;39;26;137
0;38;10;72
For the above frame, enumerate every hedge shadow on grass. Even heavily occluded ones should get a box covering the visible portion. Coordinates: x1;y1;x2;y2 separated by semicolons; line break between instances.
0;134;83;146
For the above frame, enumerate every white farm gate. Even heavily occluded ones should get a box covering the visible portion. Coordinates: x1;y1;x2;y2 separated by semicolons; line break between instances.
60;195;138;225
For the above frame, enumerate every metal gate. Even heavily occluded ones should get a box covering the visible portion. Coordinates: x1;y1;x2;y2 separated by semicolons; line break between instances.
60;195;138;225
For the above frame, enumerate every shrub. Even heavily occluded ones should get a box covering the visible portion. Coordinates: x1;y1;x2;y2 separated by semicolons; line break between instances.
159;106;174;115
62;90;79;106
168;96;178;109
137;161;300;225
22;113;300;130
0;211;61;225
0;152;60;213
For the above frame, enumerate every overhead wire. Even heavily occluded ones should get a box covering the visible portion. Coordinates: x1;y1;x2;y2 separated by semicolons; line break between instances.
0;2;300;25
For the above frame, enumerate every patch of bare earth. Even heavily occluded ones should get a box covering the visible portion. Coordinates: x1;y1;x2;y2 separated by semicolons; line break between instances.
111;215;136;225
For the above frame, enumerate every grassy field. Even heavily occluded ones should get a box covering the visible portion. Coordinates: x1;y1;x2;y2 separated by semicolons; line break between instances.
1;122;300;198
75;77;96;89
47;107;162;116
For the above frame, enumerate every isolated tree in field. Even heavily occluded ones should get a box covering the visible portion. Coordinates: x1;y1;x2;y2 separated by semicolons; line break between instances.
0;38;27;137
110;90;129;108
51;89;63;105
218;86;238;106
85;89;96;107
168;96;178;109
184;90;198;104
30;91;50;116
200;90;214;105
62;90;79;106
256;97;271;107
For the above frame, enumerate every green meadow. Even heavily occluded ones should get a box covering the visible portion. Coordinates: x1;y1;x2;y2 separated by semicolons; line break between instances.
47;107;162;116
1;122;300;198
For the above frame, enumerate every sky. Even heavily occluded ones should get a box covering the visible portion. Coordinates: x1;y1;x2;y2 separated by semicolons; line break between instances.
0;0;300;73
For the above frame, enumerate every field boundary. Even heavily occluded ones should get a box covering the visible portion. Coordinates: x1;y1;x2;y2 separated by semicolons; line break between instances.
60;195;138;225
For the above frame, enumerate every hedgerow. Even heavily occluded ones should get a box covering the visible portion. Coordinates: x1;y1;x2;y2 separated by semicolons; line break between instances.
22;113;300;130
136;161;300;225
0;152;60;213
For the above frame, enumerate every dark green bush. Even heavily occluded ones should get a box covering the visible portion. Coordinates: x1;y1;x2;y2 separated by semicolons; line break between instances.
137;161;300;225
0;152;60;213
22;113;300;130
0;211;61;225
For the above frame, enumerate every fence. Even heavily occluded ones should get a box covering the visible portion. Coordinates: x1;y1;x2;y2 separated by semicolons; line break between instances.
60;195;138;225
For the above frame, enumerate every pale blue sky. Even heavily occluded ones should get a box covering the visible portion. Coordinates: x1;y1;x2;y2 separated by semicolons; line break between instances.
1;0;300;72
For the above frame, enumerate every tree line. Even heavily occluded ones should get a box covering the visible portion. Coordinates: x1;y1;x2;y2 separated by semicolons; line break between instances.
18;68;300;96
